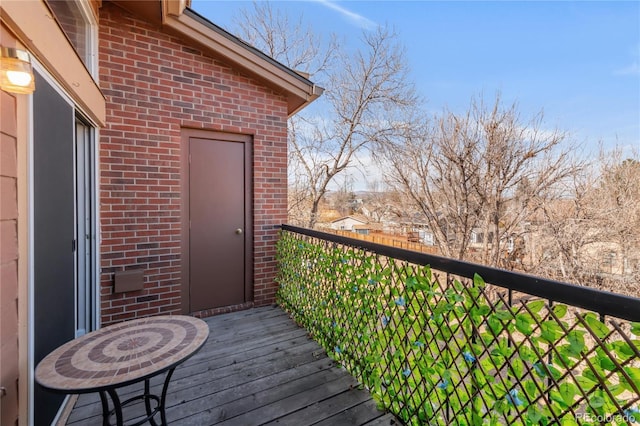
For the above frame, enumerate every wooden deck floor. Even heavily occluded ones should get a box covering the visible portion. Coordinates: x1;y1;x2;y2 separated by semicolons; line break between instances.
65;306;399;426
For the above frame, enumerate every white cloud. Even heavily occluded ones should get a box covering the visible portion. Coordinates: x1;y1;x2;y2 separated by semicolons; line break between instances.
614;62;640;76
614;43;640;76
518;126;564;143
312;0;377;30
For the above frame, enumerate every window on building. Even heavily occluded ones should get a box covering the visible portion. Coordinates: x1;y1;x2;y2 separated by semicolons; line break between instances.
46;0;97;76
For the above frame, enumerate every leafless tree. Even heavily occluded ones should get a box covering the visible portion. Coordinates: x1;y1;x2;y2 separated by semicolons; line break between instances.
290;26;417;227
532;168;602;282
360;186;404;223
234;1;334;227
234;0;336;78
532;147;640;296
377;111;480;259
235;2;417;228
592;149;640;290
379;94;581;265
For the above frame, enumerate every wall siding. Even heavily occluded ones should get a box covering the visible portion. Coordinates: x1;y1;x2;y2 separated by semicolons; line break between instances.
98;3;288;324
1;88;19;426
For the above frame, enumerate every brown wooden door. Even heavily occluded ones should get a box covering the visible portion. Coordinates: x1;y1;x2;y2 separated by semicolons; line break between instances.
188;136;250;311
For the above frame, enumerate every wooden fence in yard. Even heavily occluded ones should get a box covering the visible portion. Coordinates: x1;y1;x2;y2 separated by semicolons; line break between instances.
324;229;439;255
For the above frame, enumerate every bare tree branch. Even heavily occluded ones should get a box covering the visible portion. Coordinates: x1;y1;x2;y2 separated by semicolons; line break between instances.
378;93;582;265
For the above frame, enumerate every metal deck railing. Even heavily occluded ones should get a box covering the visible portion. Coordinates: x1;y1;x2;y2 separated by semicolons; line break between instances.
277;224;640;425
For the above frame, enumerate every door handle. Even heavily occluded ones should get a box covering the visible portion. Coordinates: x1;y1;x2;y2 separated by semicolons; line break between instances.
235;228;243;235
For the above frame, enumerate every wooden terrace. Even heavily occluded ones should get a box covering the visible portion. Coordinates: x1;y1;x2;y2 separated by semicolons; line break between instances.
64;306;399;426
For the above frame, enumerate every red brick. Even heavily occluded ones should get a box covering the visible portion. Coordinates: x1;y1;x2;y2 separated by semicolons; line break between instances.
99;3;288;325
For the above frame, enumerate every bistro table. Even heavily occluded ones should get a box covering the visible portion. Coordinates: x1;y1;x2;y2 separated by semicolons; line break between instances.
35;315;209;426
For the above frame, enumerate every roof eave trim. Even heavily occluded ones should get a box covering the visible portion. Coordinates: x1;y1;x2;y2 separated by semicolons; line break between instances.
161;1;323;115
288;85;324;118
183;7;314;88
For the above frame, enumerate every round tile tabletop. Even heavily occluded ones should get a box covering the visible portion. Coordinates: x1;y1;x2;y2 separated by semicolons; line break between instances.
35;315;209;393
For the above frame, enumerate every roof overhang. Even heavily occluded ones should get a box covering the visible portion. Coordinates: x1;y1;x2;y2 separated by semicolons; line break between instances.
110;0;323;117
1;0;107;126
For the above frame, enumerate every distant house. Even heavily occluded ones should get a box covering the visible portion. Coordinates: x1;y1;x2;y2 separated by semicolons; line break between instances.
331;215;372;234
470;228;494;247
0;0;321;424
399;220;436;246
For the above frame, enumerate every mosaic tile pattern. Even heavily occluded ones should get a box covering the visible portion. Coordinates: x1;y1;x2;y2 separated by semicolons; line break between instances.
35;315;209;392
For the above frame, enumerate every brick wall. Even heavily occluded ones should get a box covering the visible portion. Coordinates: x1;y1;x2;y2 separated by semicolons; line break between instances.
99;3;289;325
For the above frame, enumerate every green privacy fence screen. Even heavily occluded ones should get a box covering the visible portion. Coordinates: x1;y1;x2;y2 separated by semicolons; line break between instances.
276;226;640;425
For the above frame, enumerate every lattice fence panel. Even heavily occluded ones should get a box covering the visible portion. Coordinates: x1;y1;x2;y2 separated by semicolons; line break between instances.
277;230;640;425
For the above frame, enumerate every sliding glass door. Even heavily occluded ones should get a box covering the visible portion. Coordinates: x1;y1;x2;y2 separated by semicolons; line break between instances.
32;69;97;425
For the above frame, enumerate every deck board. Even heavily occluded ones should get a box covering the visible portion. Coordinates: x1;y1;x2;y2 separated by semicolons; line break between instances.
65;306;399;425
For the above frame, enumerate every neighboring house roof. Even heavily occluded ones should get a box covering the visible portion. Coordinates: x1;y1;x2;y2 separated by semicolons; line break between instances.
111;0;323;116
331;215;369;225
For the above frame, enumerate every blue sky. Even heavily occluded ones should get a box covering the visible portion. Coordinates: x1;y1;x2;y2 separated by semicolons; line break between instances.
192;1;639;157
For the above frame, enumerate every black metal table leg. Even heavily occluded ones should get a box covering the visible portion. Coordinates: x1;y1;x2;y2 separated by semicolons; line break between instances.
143;378;158;426
107;388;124;426
99;369;174;426
100;391;111;426
159;368;176;426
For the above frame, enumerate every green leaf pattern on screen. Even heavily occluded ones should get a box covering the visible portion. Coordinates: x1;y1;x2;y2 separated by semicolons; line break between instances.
275;231;640;425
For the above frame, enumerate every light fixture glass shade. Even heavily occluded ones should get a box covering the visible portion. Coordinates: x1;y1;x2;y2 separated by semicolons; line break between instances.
1;47;35;94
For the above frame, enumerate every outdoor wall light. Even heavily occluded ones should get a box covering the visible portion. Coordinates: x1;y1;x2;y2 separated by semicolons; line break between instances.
0;47;35;94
